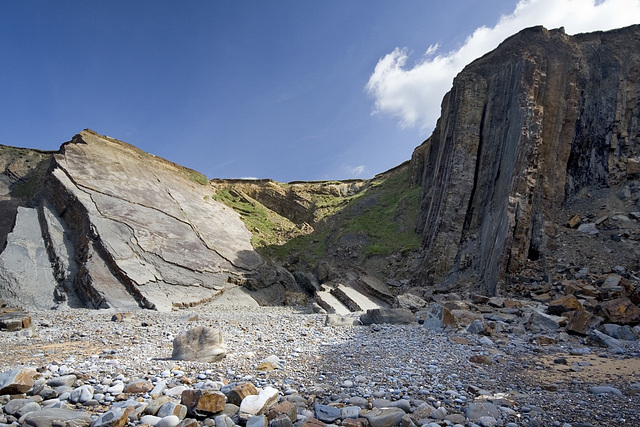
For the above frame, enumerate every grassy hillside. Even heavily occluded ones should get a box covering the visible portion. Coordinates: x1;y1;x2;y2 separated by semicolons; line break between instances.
211;163;423;267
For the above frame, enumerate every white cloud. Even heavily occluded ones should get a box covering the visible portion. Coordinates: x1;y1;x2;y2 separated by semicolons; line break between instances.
366;0;640;132
346;165;366;176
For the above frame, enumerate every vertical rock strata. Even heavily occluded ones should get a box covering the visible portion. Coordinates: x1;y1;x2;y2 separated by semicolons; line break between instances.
412;25;640;295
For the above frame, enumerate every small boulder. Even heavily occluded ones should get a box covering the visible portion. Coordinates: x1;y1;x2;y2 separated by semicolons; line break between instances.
0;308;32;331
124;379;154;394
314;404;342;423
172;327;227;362
547;295;583;315
239;387;279;420
361;407;405;427
566;310;602;335
577;223;598;235
91;408;129;427
226;382;258;406
0;367;36;394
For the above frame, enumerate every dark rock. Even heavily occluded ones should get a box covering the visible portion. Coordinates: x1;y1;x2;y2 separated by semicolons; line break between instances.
314;404;342;423
566;310;602;335
599;297;640;325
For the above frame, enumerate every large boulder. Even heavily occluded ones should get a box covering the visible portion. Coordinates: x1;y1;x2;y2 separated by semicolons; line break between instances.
172;327;227;362
599;297;640;325
360;308;415;325
422;304;456;331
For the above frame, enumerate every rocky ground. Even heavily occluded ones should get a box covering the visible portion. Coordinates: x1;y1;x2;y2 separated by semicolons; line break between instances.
0;299;639;427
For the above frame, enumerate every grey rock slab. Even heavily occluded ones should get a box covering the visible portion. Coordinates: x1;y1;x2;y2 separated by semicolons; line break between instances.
331;284;382;312
577;223;599;234
315;290;351;316
465;402;500;422
0;207;58;310
314;404;342;423
525;310;560;333
91;408;128;427
20;407;92;427
3;398;34;416
590;329;624;350
16;401;42;418
246;415;268;427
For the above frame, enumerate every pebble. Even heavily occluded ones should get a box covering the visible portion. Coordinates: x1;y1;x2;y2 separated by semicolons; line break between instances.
0;305;637;426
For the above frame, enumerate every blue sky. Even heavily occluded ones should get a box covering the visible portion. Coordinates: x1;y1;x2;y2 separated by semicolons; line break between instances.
1;1;639;181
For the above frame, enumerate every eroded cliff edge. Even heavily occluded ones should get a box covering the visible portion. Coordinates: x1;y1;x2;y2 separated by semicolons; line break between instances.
411;25;640;295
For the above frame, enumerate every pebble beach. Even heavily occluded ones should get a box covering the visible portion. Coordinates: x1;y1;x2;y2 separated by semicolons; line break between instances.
1;304;639;427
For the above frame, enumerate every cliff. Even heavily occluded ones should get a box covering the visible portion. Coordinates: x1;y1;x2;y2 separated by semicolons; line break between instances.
1;25;640;311
411;25;640;295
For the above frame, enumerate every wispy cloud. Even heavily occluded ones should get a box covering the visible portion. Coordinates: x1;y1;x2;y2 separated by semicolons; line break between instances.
346;165;366;177
366;0;640;133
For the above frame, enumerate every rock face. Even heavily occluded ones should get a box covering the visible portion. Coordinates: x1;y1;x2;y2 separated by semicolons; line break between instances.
0;130;268;311
411;25;640;295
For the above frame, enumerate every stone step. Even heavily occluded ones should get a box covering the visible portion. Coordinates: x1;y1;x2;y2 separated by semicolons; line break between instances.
331;284;382;312
315;290;351;316
356;274;396;305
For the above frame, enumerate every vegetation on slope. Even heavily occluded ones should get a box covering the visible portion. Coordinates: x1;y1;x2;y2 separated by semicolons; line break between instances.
212;164;423;266
211;188;306;247
335;166;422;256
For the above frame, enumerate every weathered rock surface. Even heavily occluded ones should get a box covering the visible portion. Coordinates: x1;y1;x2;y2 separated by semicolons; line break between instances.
172;327;227;362
0;131;271;311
